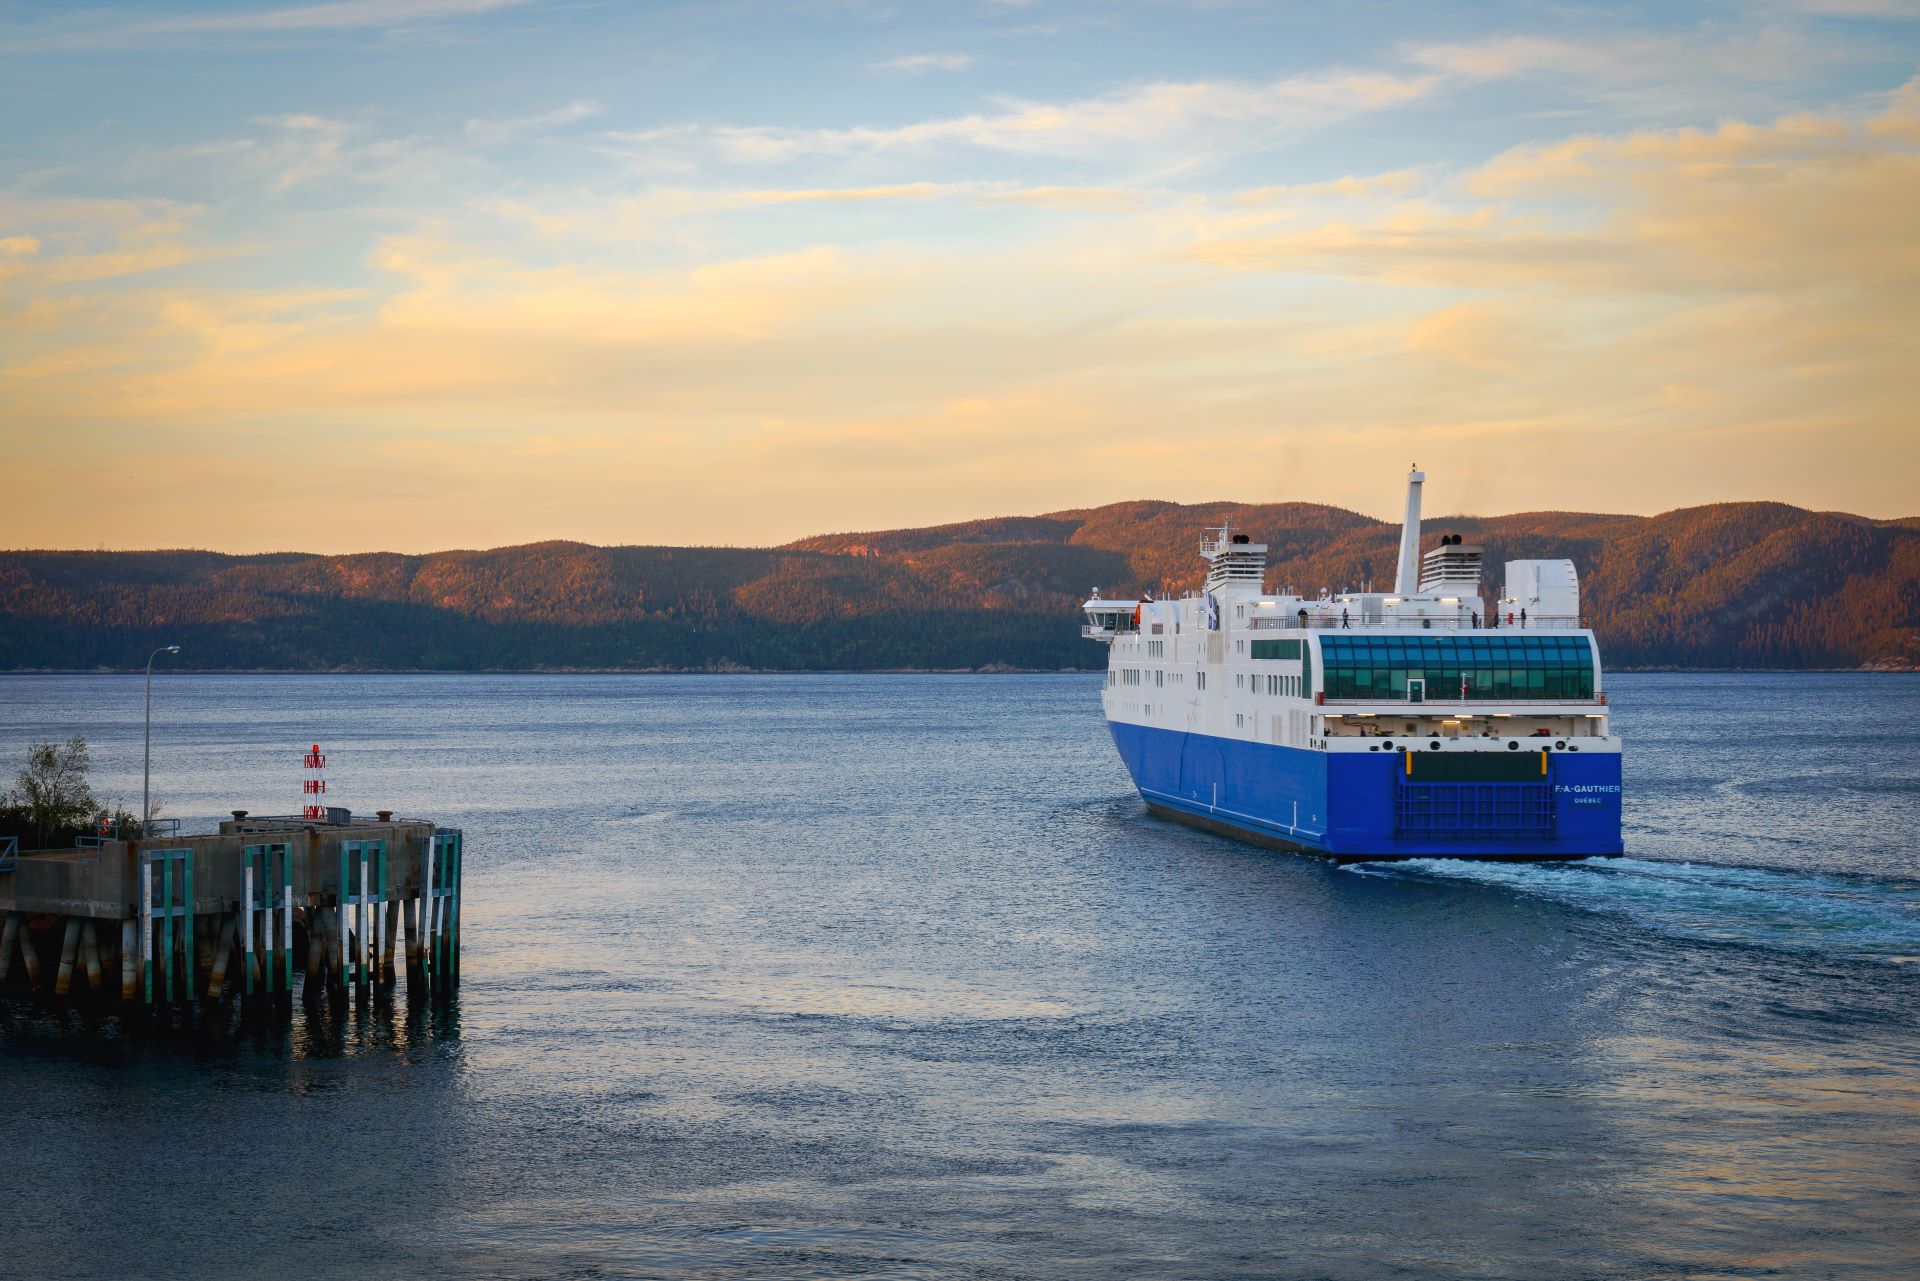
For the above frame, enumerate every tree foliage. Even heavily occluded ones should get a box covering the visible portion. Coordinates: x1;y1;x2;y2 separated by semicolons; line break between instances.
1;500;1915;671
3;736;96;849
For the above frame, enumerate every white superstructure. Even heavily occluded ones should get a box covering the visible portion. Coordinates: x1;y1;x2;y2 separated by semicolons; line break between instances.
1081;468;1620;757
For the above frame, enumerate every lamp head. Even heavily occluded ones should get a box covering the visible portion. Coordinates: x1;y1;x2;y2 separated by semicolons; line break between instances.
165;645;180;653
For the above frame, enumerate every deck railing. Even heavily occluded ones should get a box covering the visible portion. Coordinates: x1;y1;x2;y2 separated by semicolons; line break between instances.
1319;692;1607;708
1249;613;1581;632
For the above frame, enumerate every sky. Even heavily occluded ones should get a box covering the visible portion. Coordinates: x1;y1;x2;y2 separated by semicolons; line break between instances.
1;0;1918;554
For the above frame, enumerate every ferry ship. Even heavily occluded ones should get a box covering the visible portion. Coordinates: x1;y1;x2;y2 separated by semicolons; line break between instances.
1082;469;1623;861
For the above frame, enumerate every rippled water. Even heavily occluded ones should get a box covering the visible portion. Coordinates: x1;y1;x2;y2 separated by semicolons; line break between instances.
2;672;1918;1280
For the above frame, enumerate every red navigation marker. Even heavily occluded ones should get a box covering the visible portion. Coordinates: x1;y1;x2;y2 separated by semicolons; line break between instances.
302;743;329;820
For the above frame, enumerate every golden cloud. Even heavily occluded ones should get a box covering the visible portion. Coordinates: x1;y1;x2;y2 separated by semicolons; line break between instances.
3;81;1918;550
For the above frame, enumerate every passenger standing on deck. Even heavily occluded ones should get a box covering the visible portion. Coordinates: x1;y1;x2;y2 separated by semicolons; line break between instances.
1341;608;1350;629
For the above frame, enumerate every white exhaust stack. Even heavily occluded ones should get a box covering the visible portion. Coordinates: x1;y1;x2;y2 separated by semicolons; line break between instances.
1394;466;1424;595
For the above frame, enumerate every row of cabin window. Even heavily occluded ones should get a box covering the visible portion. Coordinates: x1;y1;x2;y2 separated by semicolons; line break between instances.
1321;666;1595;700
1235;673;1304;696
1110;667;1186;688
1321;636;1593;667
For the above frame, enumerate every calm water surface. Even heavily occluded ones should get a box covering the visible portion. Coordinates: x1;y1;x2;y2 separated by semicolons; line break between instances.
2;672;1918;1280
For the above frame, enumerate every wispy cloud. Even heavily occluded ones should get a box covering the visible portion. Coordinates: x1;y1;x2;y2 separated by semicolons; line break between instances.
1405;26;1825;99
0;197;230;288
148;0;535;32
1788;0;1920;16
1;0;537;52
870;53;972;74
465;100;602;145
611;68;1444;169
609;32;1726;173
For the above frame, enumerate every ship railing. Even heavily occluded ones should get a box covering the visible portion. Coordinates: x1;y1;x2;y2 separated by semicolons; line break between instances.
1248;614;1581;632
1318;693;1608;707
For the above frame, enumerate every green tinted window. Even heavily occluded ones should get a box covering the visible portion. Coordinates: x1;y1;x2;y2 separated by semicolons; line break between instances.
1249;639;1302;661
1317;635;1596;701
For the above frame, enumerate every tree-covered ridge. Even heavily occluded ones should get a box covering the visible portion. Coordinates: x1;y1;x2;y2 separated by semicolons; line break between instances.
1;500;1915;671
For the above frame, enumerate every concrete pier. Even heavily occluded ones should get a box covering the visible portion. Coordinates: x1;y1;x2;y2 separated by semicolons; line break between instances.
0;814;462;1013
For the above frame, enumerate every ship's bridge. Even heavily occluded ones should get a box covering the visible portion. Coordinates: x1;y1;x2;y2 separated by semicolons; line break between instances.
1080;596;1141;641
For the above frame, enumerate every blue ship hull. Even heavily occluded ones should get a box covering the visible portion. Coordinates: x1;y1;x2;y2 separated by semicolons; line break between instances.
1108;722;1623;861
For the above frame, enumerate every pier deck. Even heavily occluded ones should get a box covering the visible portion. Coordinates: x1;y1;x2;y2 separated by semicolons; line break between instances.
0;813;462;1010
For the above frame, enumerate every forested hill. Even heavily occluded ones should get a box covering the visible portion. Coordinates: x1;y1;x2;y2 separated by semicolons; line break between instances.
2;500;1916;671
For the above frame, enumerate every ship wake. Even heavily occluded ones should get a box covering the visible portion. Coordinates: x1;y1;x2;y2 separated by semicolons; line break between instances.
1346;856;1920;962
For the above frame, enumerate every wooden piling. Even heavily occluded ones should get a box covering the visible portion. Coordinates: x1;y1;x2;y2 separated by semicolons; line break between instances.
355;887;368;992
448;833;462;984
423;888;439;994
243;861;257;993
55;916;82;996
120;917;138;1002
0;911;18;984
278;864;292;996
208;913;237;1000
140;858;154;1003
304;901;323;985
382;898;399;985
81;920;103;990
195;913;215;992
330;900;346;993
19;918;42;989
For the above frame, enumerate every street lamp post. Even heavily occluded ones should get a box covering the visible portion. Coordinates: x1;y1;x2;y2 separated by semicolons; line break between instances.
144;645;180;836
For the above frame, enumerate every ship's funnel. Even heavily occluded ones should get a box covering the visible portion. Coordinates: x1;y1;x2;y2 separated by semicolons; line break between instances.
1394;467;1424;595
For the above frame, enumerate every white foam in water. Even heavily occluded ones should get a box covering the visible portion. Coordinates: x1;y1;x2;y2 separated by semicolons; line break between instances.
1351;857;1920;960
